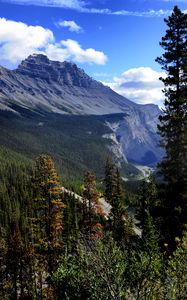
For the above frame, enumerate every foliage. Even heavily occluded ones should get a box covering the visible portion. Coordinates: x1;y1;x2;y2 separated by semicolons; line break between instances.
0;149;186;299
54;238;127;300
32;155;65;275
156;6;187;248
165;234;187;300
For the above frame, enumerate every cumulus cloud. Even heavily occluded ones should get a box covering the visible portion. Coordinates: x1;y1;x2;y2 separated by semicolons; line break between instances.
57;20;82;32
45;39;107;64
0;18;53;64
103;67;166;107
0;18;107;66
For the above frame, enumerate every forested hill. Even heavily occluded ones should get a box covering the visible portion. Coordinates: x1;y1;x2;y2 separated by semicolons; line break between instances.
0;108;141;181
0;152;186;299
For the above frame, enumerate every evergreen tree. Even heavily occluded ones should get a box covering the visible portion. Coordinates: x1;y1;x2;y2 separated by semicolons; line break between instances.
156;6;187;247
104;157;117;205
109;168;126;242
32;155;64;277
83;171;97;227
104;159;133;243
137;176;160;233
82;170;104;239
6;222;23;300
63;192;79;252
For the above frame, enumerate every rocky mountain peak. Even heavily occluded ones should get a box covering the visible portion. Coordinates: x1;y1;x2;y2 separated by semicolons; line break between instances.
17;54;50;72
16;54;102;88
0;54;163;165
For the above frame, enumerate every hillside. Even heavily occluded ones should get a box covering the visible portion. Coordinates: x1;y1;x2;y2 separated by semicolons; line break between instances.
0;108;141;181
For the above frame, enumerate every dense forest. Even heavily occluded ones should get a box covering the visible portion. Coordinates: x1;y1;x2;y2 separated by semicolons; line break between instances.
0;6;186;300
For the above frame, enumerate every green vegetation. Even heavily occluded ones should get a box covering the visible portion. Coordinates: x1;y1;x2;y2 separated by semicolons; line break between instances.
0;108;141;183
0;153;186;299
155;5;187;249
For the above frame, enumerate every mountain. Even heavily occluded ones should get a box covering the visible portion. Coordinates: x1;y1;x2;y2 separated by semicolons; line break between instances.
0;53;136;115
0;54;163;176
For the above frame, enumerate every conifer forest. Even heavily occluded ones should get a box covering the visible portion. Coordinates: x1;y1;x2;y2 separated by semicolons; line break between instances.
0;6;187;300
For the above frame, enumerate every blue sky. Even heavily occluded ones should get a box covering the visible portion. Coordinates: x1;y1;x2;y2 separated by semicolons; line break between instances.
0;0;186;106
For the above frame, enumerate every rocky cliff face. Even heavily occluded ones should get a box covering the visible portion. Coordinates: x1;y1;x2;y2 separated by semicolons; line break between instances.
0;54;163;165
17;54;102;88
104;108;161;165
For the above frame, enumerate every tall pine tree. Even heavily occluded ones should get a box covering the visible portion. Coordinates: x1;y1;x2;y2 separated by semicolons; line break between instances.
104;159;134;243
156;6;187;247
104;157;118;205
32;155;64;277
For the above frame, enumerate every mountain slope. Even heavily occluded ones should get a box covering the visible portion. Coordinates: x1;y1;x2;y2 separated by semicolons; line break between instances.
0;54;163;167
0;108;141;181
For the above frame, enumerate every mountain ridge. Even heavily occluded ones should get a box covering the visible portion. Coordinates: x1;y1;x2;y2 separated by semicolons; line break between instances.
0;54;158;115
0;54;163;166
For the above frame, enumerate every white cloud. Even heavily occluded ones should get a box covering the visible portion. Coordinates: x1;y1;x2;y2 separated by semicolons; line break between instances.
45;39;107;64
3;0;86;9
58;20;82;32
103;67;166;107
1;0;175;17
112;9;171;17
0;18;54;63
0;18;107;66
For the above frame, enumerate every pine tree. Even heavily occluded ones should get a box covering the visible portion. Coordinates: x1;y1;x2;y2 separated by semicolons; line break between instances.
6;222;23;300
82;170;104;239
32;155;64;277
156;6;187;247
137;176;160;232
109;168;126;242
63;192;79;252
104;159;133;242
104;157;117;205
83;171;98;223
